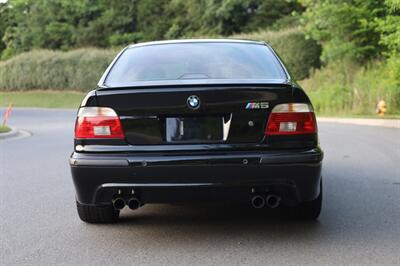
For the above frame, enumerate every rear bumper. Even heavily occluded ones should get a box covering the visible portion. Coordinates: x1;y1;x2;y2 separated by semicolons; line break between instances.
70;148;323;206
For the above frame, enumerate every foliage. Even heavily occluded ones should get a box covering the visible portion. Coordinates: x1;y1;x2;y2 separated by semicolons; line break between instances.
298;0;400;116
301;58;400;115
0;2;13;59
0;0;301;58
233;28;321;80
3;0;102;51
375;0;400;56
0;3;8;53
243;0;303;32
0;48;118;91
165;0;302;37
299;0;387;62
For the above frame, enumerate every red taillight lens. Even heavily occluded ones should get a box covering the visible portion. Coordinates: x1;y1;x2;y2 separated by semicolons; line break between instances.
265;103;317;135
75;107;125;139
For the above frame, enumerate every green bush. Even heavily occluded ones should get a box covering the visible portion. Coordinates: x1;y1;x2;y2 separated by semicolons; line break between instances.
0;48;118;91
232;28;322;80
300;58;400;116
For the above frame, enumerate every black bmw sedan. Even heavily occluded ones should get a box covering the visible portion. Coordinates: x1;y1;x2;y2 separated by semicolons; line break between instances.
70;39;323;223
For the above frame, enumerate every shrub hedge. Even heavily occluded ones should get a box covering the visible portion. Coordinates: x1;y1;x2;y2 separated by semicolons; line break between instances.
0;48;118;91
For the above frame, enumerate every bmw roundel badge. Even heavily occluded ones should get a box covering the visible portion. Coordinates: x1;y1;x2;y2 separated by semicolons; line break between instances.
187;95;200;110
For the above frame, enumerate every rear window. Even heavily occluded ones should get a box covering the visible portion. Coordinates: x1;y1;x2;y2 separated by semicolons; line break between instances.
105;42;286;86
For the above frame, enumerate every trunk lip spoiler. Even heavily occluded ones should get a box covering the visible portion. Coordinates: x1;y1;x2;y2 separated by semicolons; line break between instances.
96;79;292;91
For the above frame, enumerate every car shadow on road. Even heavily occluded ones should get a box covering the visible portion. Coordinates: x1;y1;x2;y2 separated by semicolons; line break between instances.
109;203;323;242
120;203;312;222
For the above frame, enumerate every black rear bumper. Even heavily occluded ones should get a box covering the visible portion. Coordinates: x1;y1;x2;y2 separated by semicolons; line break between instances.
70;148;323;206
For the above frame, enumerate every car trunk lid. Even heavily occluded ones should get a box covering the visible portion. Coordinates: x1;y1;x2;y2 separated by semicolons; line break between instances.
95;84;293;145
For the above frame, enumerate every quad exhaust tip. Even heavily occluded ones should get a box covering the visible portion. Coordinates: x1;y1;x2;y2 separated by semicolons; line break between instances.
251;195;265;209
112;197;126;210
127;197;141;210
265;194;281;209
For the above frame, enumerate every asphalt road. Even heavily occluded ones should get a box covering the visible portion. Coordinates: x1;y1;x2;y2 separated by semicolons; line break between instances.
1;108;399;265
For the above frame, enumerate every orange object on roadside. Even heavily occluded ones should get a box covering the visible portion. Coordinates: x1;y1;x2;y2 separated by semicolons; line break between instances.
2;103;13;127
377;100;387;117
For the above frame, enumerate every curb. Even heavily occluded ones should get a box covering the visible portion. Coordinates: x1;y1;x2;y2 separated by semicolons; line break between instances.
317;117;400;129
0;126;19;140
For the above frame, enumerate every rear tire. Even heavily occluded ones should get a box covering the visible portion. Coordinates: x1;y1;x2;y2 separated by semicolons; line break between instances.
296;180;322;220
76;201;119;223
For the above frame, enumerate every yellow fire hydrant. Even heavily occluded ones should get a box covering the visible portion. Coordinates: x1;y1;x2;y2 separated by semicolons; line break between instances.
376;100;387;117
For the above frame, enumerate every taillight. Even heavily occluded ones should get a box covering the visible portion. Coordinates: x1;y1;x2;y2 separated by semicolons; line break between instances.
265;103;317;135
75;107;125;139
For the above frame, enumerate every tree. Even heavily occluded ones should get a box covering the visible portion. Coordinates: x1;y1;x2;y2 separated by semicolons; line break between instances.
376;0;400;55
76;0;139;47
0;2;9;58
2;0;105;51
0;0;308;57
299;0;387;62
244;0;303;31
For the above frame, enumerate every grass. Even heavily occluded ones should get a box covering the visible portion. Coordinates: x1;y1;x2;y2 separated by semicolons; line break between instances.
0;125;11;133
0;90;85;108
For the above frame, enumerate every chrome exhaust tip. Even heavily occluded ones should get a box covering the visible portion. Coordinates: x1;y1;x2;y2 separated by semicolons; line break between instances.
265;194;281;209
112;197;126;210
127;197;141;210
251;195;265;209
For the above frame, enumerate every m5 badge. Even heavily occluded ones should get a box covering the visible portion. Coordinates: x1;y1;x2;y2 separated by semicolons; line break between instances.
245;102;269;109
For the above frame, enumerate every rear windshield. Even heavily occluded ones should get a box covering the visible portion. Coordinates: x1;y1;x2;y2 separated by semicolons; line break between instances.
105;42;286;86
